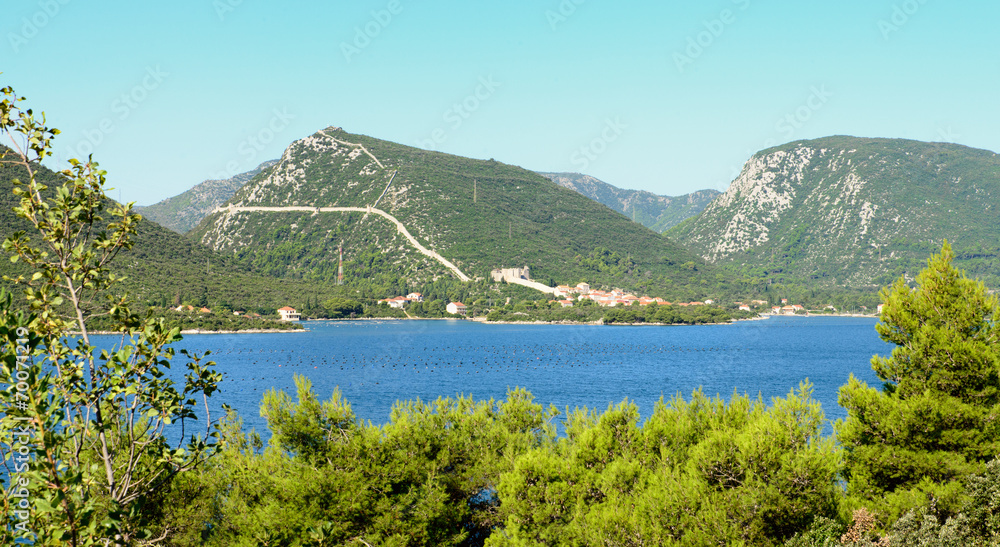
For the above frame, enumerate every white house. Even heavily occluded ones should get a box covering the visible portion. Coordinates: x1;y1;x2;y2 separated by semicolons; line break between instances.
277;307;301;321
389;297;409;309
446;302;468;316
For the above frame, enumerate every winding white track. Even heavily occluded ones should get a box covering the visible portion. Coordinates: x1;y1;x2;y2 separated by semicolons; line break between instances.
212;132;472;282
212;204;471;282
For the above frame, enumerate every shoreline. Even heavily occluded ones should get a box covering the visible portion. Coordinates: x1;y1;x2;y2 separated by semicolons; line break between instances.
766;313;878;318
84;313;878;335
83;328;306;335
179;328;307;334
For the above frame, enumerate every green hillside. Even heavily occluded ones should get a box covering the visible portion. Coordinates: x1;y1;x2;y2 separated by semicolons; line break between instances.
669;136;1000;289
191;127;726;300
539;172;719;232
135;160;278;233
0;151;353;318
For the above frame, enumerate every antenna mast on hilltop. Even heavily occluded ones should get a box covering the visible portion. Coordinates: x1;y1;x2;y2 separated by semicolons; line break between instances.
338;241;344;285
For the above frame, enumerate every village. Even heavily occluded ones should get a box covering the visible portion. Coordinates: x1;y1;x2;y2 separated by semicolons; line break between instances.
170;270;877;322
367;281;873;320
175;291;876;323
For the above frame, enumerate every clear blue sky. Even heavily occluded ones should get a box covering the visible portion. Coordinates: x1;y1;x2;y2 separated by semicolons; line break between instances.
3;0;998;205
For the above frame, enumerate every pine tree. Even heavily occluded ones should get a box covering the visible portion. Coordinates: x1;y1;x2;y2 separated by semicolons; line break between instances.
836;241;1000;523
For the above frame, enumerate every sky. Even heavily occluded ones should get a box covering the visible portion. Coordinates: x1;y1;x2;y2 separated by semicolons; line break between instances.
3;0;999;206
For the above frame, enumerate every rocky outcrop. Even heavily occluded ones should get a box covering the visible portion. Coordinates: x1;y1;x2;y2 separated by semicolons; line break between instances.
669;136;1000;287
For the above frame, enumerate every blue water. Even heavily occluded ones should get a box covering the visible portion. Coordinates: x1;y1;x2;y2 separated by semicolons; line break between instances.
94;316;890;438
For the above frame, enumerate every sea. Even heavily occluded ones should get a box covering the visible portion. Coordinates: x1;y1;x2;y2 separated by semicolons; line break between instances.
94;316;891;439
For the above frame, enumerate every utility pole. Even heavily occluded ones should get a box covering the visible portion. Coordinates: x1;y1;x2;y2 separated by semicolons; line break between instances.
338;241;344;285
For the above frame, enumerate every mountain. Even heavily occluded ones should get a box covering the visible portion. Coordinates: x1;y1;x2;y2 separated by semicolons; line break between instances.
191;127;724;299
0;150;347;315
668;136;1000;288
135;160;278;233
539;172;720;232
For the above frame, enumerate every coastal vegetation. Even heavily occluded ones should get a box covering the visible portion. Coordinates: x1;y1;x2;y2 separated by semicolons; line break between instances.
140;243;1000;547
480;298;750;325
3;84;1000;546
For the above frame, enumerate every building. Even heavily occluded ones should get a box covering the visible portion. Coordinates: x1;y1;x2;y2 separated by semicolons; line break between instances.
406;292;424;302
446;302;468;316
277;306;301;321
491;266;531;282
379;296;410;309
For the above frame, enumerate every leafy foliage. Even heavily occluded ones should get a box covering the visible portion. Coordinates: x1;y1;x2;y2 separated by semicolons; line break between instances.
0;84;221;545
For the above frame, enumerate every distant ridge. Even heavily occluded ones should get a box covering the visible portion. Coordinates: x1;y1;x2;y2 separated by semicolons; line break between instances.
539;172;719;232
136;160;277;233
669;136;1000;288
